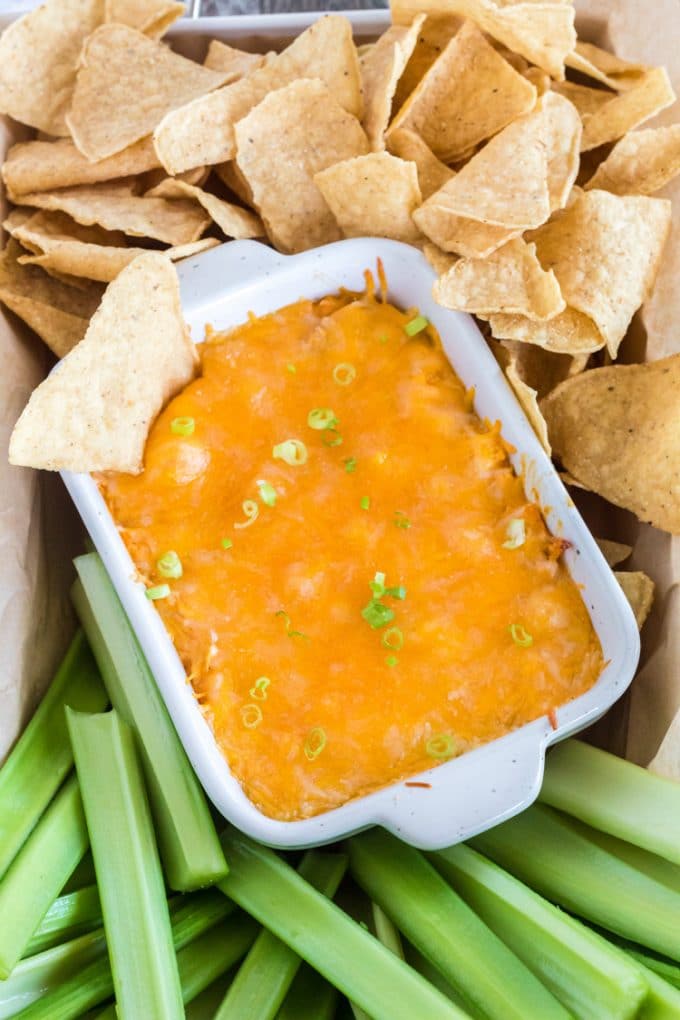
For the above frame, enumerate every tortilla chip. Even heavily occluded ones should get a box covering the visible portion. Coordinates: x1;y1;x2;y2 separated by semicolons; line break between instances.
141;165;209;192
393;15;461;112
488;308;605;355
0;0;103;136
9;253;197;474
433;238;564;320
67;24;231;161
566;41;649;92
596;538;632;568
422;242;457;275
389;21;537;163
360;17;424;150
580;68;676;153
505;356;551;454
146;178;264;239
528;190;672;357
9;210;127;251
414;205;520;258
1;293;89;360
615;571;655;629
314;153;422;244
585;126;680;196
20;237;219;284
104;0;184;37
234;79;369;254
203;40;268;79
386;128;454;199
213;162;255;207
2;138;161;201
523;66;551;96
553;81;615;121
16;184;211;246
560;471;590;491
154;16;363;174
541;354;680;534
498;339;588;399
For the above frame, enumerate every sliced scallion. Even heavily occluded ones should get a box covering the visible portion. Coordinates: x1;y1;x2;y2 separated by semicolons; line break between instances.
171;417;195;436
248;677;270;701
382;627;403;651
322;429;343;448
257;481;277;507
221;538;233;550
241;704;263;729
234;500;259;529
393;512;411;530
404;315;428;337
304;728;327;761
157;551;183;579
307;408;337;431
503;519;526;550
361;601;394;629
360;496;370;510
273;440;308;466
509;623;533;647
344;457;357;473
146;584;170;601
333;363;356;386
425;734;456;760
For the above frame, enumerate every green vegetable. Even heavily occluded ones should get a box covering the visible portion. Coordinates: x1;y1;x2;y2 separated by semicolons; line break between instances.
216;851;347;1020
72;554;227;890
541;740;680;866
60;852;96;894
276;965;338;1020
634;960;680;1020
171;417;195;436
218;829;467;1020
0;931;106;1019
25;884;101;957
145;584;170;600
0;630;106;881
430;842;647;1020
404;315;428;337
0;775;89;977
372;903;403;959
66;709;183;1020
349;828;569;1020
471;803;680;961
156;551;183;579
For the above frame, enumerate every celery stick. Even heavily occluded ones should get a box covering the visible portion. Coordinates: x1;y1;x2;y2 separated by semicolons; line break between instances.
541;740;680;866
276;965;339;1020
0;775;89;977
0;931;106;1020
430;842;646;1020
349;828;569;1020
627;950;680;993
67;709;183;1020
405;946;474;1016
471;803;680;961
60;851;96;894
72;557;227;890
218;829;468;1020
564;815;680;894
24;884;101;957
186;974;234;1020
635;961;680;1020
0;631;106;880
216;851;347;1020
350;903;405;1020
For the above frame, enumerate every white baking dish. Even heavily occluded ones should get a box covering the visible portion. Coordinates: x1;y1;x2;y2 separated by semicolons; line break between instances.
62;236;640;849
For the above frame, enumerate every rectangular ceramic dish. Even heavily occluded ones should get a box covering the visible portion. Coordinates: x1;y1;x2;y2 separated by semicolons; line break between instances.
62;236;640;849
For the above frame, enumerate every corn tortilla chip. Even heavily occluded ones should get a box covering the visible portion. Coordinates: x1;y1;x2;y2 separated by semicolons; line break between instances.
9;253;197;474
580;68;676;153
153;16;363;174
203;40;268;79
9;210;128;250
67;24;232;161
235;79;369;254
141;165;209;192
0;0;103;136
104;0;184;38
541;354;680;534
585;126;680;197
498;338;587;399
2;138;161;201
433;238;564;320
596;538;632;568
393;16;461;113
523;66;550;96
414;204;521;257
553;81;614;122
20;237;219;284
615;571;655;629
315;153;422;244
389;21;537;164
213;162;255;208
504;356;551;454
1;292;90;360
528;189;672;357
566;42;648;92
360;17;424;151
16;184;211;246
386;128;453;199
422;242;457;275
147;178;264;239
487;308;605;355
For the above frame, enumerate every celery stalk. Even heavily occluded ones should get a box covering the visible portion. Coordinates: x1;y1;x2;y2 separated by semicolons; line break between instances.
24;884;101;957
276;965;339;1020
66;709;183;1020
471;803;680;960
563;815;680;893
430;842;647;1020
634;961;680;1020
541;740;680;866
0;775;89;977
72;556;227;890
186;975;234;1020
0;631;106;880
0;931;106;1020
349;828;569;1020
218;828;468;1020
216;851;347;1020
60;851;96;894
350;903;405;1020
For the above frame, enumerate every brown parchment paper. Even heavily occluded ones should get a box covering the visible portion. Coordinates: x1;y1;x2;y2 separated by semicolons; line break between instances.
0;5;678;767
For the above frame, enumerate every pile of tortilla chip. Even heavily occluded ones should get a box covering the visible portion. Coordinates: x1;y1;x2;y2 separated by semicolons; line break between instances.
3;0;680;626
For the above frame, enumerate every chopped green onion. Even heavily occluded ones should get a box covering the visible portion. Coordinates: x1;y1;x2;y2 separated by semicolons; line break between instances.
286;364;297;374
393;512;411;530
333;363;356;386
322;428;343;447
404;315;429;337
304;728;327;761
249;677;270;701
307;408;337;431
371;572;386;596
385;655;399;668
257;480;277;507
146;584;171;601
426;734;456;760
241;704;263;729
509;623;533;647
171;417;195;436
503;519;526;550
276;610;292;628
360;496;370;510
234;500;259;529
221;538;233;550
273;440;308;466
289;630;310;641
382;627;404;651
157;550;183;579
362;601;395;629
386;585;407;601
344;457;358;473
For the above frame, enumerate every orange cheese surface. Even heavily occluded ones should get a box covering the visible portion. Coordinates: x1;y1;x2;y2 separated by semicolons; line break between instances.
99;281;604;820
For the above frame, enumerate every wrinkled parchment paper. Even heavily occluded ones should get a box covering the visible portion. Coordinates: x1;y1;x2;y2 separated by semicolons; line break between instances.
0;4;678;767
